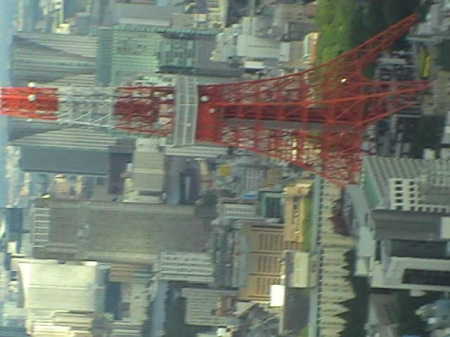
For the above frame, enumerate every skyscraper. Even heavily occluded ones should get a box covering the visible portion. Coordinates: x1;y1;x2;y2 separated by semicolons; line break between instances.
11;32;97;86
30;198;208;264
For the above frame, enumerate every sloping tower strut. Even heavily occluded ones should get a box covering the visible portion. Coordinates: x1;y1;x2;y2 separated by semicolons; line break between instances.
0;14;429;186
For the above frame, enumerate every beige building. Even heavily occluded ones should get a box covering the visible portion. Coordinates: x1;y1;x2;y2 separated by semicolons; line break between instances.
283;180;313;250
30;197;208;265
302;32;319;66
235;221;284;302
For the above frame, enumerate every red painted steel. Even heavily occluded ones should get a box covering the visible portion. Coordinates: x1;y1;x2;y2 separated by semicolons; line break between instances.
195;13;430;185
0;14;430;186
114;86;175;136
0;87;59;120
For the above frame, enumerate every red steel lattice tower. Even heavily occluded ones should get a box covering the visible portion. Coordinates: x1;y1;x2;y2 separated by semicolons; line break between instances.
0;14;430;186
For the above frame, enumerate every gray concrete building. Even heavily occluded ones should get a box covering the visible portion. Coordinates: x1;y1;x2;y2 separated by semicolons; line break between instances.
181;288;238;326
30;198;208;265
11;128;134;194
11;32;97;86
345;156;450;292
155;251;214;284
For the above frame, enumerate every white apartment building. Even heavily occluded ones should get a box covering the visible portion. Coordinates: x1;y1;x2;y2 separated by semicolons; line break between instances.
371;254;450;292
388;176;450;213
18;259;106;314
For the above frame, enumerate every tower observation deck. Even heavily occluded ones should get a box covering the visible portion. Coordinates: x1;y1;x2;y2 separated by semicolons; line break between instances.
0;14;430;186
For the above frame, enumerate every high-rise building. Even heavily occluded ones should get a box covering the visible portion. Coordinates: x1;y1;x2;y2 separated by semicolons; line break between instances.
110;2;178;27
10;32;97;86
96;24;226;86
155;251;214;284
96;25;164;86
366;209;450;292
345;156;450;292
8;119;61;142
11;128;133;194
30;198;208;264
360;156;450;210
232;220;284;302
158;36;242;78
17;259;106;313
181;288;238;326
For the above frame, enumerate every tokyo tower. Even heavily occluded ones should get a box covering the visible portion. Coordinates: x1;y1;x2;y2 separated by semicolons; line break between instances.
0;14;429;186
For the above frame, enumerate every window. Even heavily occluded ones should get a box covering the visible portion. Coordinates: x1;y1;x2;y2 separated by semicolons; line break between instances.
403;269;450;286
139;191;160;196
96;177;106;185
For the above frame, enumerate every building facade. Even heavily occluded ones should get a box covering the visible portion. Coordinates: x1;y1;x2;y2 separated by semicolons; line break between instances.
30;198;208;265
345;156;450;292
219;199;258;219
17;259;106;313
233;221;284;302
181;288;238;326
155;251;214;284
159;36;242;77
96;24;220;86
11;32;97;86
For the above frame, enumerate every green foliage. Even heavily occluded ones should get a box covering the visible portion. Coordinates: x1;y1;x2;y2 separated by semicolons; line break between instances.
315;0;421;66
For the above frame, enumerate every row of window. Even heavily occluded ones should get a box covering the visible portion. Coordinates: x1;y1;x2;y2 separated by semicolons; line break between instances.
257;233;284;251
254;276;280;295
395;205;448;212
256;255;281;273
403;269;450;286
